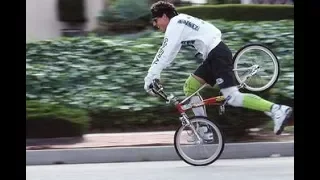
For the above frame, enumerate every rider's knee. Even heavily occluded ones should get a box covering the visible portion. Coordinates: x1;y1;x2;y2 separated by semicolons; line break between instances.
183;74;203;96
220;86;244;107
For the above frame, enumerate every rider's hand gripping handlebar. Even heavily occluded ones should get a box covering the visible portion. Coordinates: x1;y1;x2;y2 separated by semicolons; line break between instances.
149;79;177;104
148;79;167;101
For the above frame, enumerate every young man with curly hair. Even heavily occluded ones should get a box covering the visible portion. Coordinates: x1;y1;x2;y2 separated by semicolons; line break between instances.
143;1;293;136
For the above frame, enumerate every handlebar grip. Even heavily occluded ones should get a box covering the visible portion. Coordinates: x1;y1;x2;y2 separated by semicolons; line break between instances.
153;79;160;86
148;79;169;102
149;79;162;94
149;79;160;88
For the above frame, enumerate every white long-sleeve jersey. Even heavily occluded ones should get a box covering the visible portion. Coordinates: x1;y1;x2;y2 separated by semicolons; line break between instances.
146;13;222;80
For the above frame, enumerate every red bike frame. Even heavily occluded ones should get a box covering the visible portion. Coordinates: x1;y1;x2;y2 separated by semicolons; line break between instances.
175;95;225;113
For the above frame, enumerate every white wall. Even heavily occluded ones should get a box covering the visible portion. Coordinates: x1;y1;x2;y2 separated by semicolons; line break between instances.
241;0;252;4
181;0;207;4
26;0;105;42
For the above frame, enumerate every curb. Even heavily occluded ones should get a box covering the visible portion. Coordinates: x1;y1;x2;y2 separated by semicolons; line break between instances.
26;137;84;146
26;141;294;165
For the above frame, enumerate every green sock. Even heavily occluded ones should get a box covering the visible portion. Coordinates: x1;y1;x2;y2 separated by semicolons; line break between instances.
242;93;273;112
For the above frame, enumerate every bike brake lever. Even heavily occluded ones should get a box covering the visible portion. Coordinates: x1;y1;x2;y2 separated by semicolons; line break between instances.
150;79;169;101
151;79;162;92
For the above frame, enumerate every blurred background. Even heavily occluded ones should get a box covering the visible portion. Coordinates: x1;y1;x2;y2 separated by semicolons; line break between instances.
26;0;294;143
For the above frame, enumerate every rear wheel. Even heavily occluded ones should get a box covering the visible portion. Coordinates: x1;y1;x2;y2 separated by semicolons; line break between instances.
233;44;280;92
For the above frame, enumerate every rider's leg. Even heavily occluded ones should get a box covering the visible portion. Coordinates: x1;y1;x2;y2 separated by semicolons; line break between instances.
207;41;292;135
218;84;292;135
216;73;274;112
183;74;206;117
184;73;213;141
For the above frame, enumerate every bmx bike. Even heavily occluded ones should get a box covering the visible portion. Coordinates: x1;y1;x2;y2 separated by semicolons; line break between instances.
149;43;280;166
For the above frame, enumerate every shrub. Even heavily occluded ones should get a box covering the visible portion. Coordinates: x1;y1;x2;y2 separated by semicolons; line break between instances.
96;0;151;34
26;100;90;138
176;4;294;21
207;0;241;4
88;87;287;142
26;19;294;108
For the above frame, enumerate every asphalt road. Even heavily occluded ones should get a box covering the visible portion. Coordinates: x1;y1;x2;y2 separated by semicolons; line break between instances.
26;157;293;180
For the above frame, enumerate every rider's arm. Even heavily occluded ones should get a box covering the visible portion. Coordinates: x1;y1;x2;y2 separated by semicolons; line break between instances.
146;19;185;79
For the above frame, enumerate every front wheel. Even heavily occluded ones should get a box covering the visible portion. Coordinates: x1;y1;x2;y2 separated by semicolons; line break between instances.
174;116;225;166
233;43;280;92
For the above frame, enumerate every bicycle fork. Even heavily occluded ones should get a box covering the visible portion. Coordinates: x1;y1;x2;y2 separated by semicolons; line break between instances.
237;64;260;89
179;114;203;144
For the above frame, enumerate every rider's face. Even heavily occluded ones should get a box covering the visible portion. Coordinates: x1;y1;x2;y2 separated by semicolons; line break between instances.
152;14;169;32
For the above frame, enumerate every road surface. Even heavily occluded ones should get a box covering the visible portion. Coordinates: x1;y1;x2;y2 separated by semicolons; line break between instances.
26;157;293;180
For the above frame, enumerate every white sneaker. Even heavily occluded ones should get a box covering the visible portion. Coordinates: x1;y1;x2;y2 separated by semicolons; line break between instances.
271;105;293;135
187;126;213;142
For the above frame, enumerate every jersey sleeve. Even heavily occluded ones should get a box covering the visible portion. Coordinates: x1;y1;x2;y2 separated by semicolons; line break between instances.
146;20;184;79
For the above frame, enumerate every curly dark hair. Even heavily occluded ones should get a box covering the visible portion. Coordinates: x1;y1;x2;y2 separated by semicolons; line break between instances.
150;1;178;19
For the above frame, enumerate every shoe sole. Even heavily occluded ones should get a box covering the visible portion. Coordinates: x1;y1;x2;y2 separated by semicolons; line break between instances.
275;108;293;135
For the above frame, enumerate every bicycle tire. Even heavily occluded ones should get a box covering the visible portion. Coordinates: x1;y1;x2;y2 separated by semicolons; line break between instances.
174;116;225;166
233;43;280;92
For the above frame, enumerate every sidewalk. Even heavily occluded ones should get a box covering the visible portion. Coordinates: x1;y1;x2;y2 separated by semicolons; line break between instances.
26;131;294;150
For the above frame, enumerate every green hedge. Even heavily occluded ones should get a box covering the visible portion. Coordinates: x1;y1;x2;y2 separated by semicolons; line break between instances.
26;100;90;138
88;87;293;141
26;19;294;140
176;4;294;21
95;0;151;34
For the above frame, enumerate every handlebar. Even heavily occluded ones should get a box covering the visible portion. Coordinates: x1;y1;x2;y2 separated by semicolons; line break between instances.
149;79;178;104
149;79;162;92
